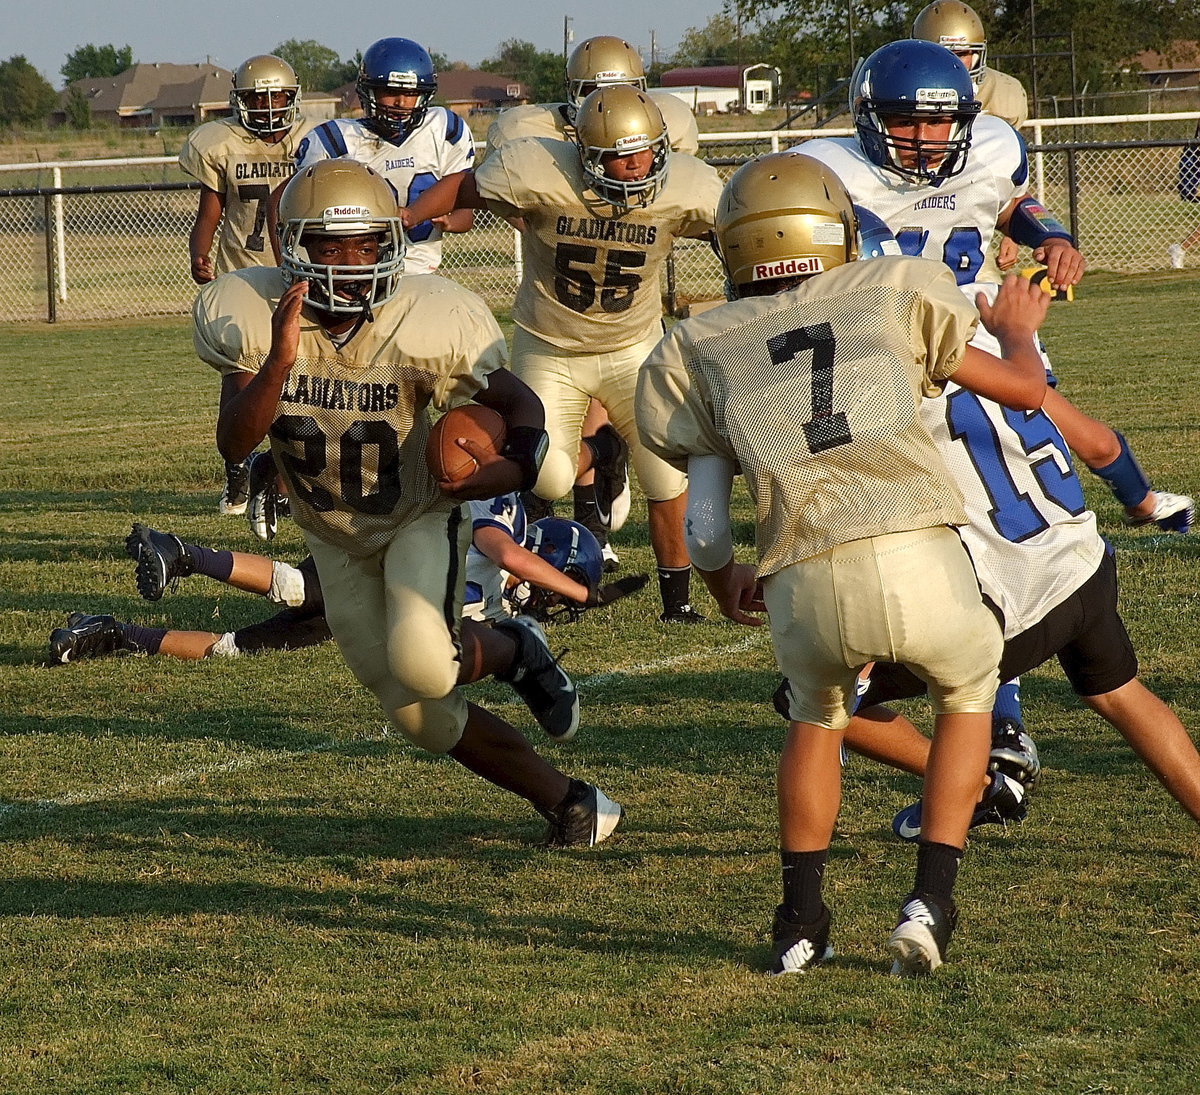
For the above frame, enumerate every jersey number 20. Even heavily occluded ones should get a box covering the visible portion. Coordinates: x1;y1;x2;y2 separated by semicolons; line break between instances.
271;415;402;515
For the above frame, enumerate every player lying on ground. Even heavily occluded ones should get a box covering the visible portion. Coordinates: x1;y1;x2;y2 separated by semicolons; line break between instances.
49;503;645;664
637;153;1050;977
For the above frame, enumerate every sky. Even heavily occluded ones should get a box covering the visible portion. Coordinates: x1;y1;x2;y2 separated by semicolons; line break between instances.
15;0;723;86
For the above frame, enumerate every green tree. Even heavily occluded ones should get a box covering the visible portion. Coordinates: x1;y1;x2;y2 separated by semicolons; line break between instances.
480;39;563;103
0;55;59;127
741;0;1200;109
273;39;353;93
672;13;757;67
985;0;1200;109
63;84;91;129
60;43;133;84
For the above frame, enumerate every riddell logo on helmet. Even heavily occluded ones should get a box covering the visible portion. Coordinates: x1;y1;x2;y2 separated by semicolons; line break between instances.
752;256;824;280
614;133;650;149
595;69;623;80
325;205;372;218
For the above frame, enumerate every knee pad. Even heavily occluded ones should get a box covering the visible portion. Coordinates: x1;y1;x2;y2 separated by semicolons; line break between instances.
533;450;577;502
388;694;468;754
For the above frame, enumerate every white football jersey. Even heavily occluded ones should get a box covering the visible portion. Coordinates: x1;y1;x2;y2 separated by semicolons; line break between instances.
464;492;527;621
922;378;1104;639
797;114;1028;286
294;109;475;275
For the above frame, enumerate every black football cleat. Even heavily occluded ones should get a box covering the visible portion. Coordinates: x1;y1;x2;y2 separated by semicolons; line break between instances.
219;459;251;515
989;718;1042;790
585;425;629;530
770;903;834;975
125;523;195;602
889;893;958;976
494;615;580;742
49;613;134;664
246;450;283;541
540;779;623;847
659;604;707;624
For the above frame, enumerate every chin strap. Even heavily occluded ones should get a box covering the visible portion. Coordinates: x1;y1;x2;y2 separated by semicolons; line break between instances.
341;290;375;342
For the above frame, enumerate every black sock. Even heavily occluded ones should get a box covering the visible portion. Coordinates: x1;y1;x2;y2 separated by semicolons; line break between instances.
657;565;691;613
521;489;554;522
914;840;963;905
121;623;167;655
572;485;606;544
182;544;235;582
781;848;828;923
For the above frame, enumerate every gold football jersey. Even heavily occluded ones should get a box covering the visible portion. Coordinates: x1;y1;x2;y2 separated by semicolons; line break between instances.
976;68;1029;128
484;97;700;161
647;90;702;156
193;266;508;556
475;136;721;352
638;256;977;576
179;117;311;275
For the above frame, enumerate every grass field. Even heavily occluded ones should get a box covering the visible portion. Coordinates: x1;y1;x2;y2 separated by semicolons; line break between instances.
2;275;1199;1094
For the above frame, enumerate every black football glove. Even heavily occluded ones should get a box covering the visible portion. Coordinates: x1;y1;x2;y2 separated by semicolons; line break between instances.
585;573;649;609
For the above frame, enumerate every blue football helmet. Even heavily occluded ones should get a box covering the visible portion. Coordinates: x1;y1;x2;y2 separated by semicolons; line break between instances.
357;38;438;142
506;518;604;623
852;39;980;182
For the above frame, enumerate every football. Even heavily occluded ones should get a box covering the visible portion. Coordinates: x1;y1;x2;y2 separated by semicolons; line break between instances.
426;404;507;484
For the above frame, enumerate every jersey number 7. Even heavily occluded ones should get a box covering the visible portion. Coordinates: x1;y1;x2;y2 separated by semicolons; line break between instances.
768;324;853;454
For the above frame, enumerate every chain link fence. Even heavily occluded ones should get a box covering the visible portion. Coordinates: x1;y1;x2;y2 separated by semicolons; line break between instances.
3;114;1199;324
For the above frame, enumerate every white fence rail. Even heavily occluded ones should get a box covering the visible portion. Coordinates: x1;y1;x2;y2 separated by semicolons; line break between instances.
3;113;1199;323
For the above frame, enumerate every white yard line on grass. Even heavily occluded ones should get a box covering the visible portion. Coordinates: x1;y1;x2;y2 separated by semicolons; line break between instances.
577;632;766;689
0;741;350;818
1;632;769;819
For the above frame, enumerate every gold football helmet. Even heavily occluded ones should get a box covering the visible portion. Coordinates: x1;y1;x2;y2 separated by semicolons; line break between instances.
278;160;405;316
574;85;669;209
912;1;988;80
565;36;647;115
716;153;859;296
230;54;301;136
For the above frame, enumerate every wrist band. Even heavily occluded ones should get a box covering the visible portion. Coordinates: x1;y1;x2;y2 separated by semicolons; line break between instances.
501;426;550;492
1008;196;1074;249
